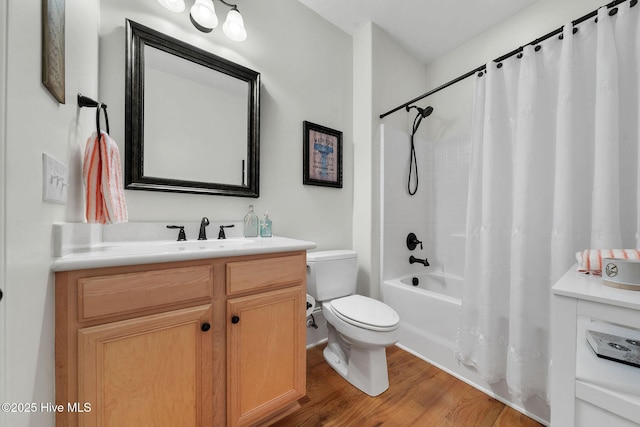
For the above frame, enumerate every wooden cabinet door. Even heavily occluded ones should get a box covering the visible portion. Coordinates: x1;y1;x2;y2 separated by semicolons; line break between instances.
77;305;214;427
227;286;306;427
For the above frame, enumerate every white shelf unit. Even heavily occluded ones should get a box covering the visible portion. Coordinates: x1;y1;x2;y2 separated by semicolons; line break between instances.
551;266;640;427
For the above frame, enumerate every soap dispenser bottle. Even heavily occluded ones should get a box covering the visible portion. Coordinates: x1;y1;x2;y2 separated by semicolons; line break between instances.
244;205;259;237
260;212;272;237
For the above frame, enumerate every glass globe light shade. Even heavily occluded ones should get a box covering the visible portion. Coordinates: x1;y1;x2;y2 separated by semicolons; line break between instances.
222;8;247;42
190;0;218;32
156;0;185;13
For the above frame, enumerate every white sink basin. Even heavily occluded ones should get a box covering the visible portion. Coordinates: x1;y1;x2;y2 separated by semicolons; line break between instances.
159;238;256;251
72;238;256;256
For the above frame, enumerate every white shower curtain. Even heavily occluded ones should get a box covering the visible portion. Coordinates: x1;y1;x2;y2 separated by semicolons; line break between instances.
456;4;640;402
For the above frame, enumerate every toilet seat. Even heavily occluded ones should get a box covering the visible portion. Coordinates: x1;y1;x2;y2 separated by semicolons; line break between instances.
329;295;400;332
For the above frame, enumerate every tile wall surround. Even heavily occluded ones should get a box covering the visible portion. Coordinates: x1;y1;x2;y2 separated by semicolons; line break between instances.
382;125;470;281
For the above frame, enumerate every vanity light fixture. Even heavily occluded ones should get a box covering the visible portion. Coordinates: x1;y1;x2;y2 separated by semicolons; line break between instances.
156;0;185;13
190;0;218;33
221;5;246;41
157;0;247;41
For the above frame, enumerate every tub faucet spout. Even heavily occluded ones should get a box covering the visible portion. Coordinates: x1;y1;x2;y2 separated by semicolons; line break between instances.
409;256;429;267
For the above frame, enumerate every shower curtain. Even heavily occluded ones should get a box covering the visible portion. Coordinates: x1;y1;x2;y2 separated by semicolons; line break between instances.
456;4;640;402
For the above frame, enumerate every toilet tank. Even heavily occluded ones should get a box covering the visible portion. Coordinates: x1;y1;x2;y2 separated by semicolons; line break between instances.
306;250;358;301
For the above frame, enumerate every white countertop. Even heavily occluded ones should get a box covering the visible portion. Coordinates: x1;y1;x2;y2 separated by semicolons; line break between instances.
552;264;640;311
52;236;317;272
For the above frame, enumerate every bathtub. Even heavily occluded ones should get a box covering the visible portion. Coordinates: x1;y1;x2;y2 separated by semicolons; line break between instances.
382;271;462;370
382;271;550;425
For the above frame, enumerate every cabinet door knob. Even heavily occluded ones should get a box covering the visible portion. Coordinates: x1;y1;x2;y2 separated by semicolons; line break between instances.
201;322;211;332
231;315;240;324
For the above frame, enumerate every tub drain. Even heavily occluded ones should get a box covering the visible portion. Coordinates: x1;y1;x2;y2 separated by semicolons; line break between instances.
412;277;419;286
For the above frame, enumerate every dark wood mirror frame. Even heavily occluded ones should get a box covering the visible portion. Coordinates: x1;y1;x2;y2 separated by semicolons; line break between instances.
125;19;260;197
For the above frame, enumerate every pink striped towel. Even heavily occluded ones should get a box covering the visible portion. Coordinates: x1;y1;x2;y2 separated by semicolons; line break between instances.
575;249;640;276
83;131;128;224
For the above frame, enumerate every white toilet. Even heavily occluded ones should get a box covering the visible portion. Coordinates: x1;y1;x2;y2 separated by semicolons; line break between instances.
306;250;400;396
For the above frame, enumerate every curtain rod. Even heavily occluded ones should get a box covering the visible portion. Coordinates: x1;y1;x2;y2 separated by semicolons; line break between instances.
379;0;636;119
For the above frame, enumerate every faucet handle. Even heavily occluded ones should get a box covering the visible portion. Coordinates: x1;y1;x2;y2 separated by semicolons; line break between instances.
218;224;235;240
406;233;423;251
167;225;187;241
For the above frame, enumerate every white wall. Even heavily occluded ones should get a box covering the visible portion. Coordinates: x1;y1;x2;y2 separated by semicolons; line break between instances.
2;1;352;426
352;23;429;298
99;0;353;250
352;23;374;297
3;1;99;426
0;0;7;422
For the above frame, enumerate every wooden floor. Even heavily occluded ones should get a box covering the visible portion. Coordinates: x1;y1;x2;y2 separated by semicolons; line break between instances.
273;345;543;427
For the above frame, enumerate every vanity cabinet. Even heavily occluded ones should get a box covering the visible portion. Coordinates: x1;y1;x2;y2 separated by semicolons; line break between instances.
226;256;307;426
78;304;214;427
55;251;307;427
551;266;640;427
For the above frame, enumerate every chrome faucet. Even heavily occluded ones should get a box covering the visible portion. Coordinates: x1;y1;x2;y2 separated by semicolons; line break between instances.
409;256;429;267
198;217;210;240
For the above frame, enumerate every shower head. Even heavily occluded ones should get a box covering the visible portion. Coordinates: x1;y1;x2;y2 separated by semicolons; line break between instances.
420;106;434;117
406;105;434;118
405;105;433;196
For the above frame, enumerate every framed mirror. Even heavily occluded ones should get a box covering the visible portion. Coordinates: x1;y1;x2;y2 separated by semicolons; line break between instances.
125;19;260;197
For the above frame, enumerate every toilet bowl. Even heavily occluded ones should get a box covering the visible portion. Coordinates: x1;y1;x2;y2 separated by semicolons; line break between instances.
306;250;400;396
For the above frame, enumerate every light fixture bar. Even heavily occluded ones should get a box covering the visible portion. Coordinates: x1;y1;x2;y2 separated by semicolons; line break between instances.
217;0;237;8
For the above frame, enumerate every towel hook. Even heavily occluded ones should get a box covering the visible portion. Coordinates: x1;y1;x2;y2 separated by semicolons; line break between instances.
78;93;110;135
77;93;100;108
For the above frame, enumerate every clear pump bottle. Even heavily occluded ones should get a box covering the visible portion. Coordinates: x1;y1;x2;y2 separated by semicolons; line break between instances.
244;205;259;237
260;212;272;237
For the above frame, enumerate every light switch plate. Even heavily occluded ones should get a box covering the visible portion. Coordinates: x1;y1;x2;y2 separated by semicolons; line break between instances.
43;153;68;204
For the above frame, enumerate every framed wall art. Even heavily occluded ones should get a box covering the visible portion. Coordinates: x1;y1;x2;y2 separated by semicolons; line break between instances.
42;0;65;104
303;121;342;188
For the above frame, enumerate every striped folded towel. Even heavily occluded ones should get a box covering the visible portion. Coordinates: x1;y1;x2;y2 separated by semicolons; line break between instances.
575;249;640;275
83;131;128;224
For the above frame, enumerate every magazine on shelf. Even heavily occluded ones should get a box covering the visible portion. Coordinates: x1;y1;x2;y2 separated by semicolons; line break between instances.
586;330;640;368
